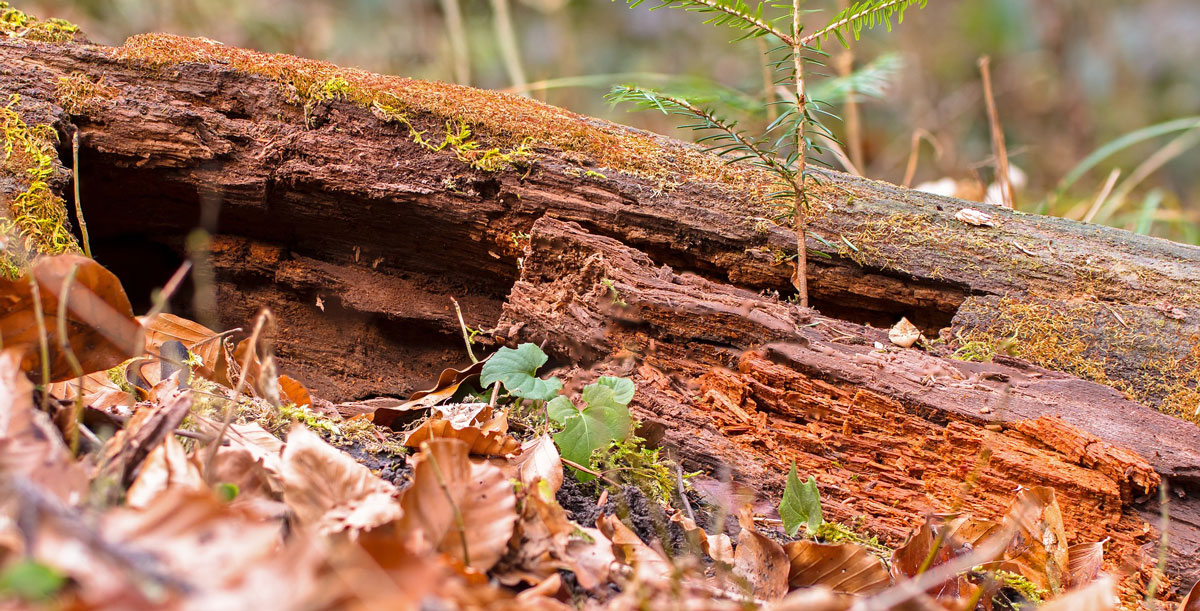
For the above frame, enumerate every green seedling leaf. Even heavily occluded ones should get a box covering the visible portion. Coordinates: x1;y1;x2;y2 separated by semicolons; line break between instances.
0;560;66;602
547;395;578;425
595;376;635;405
554;384;632;482
480;343;563;401
780;463;824;537
216;482;240;502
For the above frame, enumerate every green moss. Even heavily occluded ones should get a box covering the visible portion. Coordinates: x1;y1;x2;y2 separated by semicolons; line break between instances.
814;521;891;558
592;434;683;504
955;297;1200;425
1;94;80;278
114;33;766;190
56;73;119;115
0;3;78;43
994;570;1045;605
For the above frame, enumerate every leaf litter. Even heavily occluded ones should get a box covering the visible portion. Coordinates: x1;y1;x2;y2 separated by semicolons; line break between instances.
0;253;1129;610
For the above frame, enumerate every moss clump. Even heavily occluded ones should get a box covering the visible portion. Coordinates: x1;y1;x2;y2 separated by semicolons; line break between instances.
0;2;79;43
1;94;80;278
993;569;1045;605
955;297;1200;425
814;521;891;558
114;33;767;190
55;73;119;115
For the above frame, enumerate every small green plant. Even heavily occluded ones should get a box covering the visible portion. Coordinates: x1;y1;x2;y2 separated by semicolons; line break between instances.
0;559;66;602
548;376;634;482
480;343;564;401
592;434;680;502
779;461;823;536
610;0;928;307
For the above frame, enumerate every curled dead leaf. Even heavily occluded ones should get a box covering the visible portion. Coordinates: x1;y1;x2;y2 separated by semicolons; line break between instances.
0;254;142;381
280;424;401;535
403;418;522;457
398;438;517;572
733;508;789;601
512;434;564;494
140;312;230;384
373;360;485;427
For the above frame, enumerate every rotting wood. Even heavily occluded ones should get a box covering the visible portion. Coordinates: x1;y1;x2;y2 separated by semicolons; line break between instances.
498;216;1200;593
2;34;1199;416
3;28;1200;601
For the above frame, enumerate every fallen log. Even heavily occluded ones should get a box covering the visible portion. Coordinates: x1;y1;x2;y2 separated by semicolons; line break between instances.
3;22;1200;600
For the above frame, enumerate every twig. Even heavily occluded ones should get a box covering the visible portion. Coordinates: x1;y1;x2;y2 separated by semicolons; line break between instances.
203;309;271;482
28;275;51;413
791;0;809;308
450;297;478;363
1144;481;1170;608
56;264;86;453
70;129;91;258
978;56;1014;209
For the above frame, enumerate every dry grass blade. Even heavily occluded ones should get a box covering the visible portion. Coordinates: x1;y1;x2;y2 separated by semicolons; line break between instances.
398;438;517;571
784;540;891;595
280;424;401;536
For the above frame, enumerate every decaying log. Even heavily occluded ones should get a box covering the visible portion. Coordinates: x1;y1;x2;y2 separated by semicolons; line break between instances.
4;26;1200;597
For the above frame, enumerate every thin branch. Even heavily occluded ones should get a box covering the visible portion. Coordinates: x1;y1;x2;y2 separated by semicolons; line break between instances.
687;0;795;45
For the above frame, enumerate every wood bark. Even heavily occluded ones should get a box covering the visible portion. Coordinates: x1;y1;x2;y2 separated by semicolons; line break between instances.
4;33;1200;598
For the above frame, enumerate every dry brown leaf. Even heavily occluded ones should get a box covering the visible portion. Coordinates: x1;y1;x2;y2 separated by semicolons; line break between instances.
1038;575;1116;611
733;508;789;601
373;360;485;427
1181;577;1200;611
598;512;672;584
512;434;564;494
126;435;205;508
280;424;401;535
998;486;1070;595
0;254;142;381
97;388;193;488
278;374;312;408
0;349;88;502
888;317;922;348
104;488;319;609
139;312;229;384
670;510;734;564
398;438;517;571
1066;541;1105;588
783;540;891;595
403;418;522;457
891;514;988;601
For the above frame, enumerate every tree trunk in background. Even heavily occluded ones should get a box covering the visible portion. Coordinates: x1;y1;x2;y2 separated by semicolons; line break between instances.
4;33;1200;598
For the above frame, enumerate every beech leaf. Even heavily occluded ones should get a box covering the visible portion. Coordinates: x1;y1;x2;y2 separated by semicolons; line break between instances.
780;463;823;537
479;343;562;400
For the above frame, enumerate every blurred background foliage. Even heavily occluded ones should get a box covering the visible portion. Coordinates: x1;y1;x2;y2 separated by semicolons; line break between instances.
19;0;1200;242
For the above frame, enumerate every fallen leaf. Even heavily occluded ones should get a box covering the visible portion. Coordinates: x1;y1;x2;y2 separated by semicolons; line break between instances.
278;374;312;408
1180;577;1200;611
733;508;789;601
280;424;401;535
783;539;891;594
1066;541;1104;588
97;388;193;488
0;254;141;381
126;435;205;508
139;312;229;384
398;438;517;571
512;434;564;494
765;586;853;611
670;510;733;564
888;317;922;348
373;361;486;427
597;513;672;583
954;207;997;227
403;418;522;457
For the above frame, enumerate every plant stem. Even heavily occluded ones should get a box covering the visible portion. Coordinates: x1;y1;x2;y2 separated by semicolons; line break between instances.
792;0;809;308
71;130;91;258
490;0;528;97
979;56;1014;208
438;0;471;86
